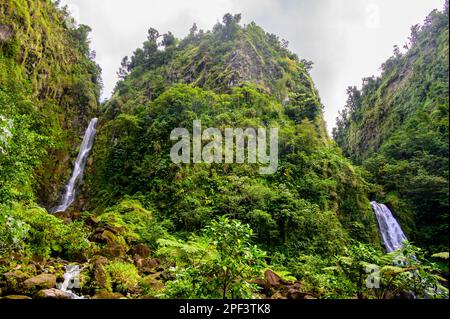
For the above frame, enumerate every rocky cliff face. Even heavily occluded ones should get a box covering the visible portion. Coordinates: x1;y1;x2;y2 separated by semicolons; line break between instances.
0;0;101;208
333;6;449;251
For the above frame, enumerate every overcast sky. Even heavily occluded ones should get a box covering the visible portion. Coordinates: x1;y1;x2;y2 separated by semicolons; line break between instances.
59;0;444;133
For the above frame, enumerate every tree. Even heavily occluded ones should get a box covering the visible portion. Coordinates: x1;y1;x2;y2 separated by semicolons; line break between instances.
161;32;176;47
147;27;160;42
221;13;242;40
117;56;130;79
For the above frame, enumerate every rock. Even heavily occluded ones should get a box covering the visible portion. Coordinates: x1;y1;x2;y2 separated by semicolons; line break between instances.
135;257;160;273
264;270;282;287
1;271;30;294
100;230;117;244
141;274;165;291
251;278;266;288
286;287;303;299
100;243;127;258
92;290;124;299
270;291;287;299
0;25;14;42
86;215;100;227
91;256;109;289
23;274;56;292
130;244;151;258
2;295;32;299
35;288;71;299
94;230;128;258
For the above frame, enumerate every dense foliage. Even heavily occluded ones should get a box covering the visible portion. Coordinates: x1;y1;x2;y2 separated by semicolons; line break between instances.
0;0;101;207
0;1;447;300
333;4;449;252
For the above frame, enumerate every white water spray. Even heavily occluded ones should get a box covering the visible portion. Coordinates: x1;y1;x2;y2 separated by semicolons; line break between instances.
52;118;98;213
370;201;407;252
57;265;84;299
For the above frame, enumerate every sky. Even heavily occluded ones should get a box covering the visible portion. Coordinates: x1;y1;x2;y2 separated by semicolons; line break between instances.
59;0;445;133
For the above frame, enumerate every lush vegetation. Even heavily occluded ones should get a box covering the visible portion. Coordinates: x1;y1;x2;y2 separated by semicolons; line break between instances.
0;1;447;300
333;3;449;253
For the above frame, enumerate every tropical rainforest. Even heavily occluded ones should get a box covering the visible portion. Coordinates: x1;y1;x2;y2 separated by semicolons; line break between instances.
0;0;448;300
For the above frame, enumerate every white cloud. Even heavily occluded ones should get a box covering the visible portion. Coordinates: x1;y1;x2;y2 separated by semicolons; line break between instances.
60;0;445;132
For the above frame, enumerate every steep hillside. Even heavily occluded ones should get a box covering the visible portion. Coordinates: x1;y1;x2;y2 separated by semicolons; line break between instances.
0;0;101;208
333;5;449;251
1;6;447;300
89;14;378;251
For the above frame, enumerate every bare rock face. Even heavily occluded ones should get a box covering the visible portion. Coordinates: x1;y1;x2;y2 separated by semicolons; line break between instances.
35;288;72;299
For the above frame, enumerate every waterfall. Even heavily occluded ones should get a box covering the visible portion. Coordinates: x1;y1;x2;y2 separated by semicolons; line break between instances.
370;201;407;252
52;118;98;213
57;265;84;299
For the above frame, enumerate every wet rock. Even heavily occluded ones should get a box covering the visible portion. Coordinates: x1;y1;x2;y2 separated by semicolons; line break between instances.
35;288;71;299
23;274;56;292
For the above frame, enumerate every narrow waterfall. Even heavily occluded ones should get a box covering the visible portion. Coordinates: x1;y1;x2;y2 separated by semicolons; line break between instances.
52;118;98;213
57;265;84;299
370;201;407;252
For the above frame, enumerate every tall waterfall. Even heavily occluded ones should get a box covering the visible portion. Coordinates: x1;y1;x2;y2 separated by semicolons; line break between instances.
52;118;98;213
370;201;407;252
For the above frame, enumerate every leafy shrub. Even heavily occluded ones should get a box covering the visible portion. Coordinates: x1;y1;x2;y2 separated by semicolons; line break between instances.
105;261;140;294
160;216;266;299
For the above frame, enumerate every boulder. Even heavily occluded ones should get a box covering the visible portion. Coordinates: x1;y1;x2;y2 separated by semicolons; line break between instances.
141;274;164;291
85;215;100;227
264;270;282;287
91;256;109;289
92;230;128;258
23;274;56;292
130;244;151;258
1;271;30;294
134;257;160;273
100;243;127;258
2;295;32;300
35;288;71;299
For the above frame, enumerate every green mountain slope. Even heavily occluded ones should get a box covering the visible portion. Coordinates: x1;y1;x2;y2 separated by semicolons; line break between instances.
89;14;378;252
0;5;447;300
333;5;449;251
0;0;101;207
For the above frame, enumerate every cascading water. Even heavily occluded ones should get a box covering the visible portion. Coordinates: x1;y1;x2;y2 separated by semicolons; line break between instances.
57;265;84;299
52;118;98;213
370;201;407;252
